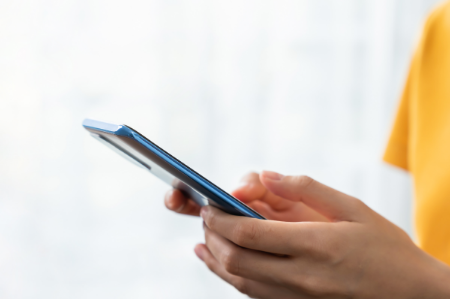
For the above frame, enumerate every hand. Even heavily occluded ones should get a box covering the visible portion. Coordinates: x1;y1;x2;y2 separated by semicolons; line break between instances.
231;172;327;222
195;171;450;299
164;172;327;222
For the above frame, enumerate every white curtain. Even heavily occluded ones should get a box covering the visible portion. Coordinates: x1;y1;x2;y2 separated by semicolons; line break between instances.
0;0;444;298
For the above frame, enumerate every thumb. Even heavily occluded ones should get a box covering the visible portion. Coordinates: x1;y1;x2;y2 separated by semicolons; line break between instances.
260;171;366;222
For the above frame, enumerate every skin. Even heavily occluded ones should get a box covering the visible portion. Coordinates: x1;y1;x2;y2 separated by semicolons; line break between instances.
164;171;450;298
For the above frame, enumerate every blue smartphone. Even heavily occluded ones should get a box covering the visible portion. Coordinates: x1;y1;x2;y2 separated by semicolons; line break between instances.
83;119;265;219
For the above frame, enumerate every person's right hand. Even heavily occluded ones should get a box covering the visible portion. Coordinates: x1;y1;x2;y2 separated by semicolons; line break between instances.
164;172;328;222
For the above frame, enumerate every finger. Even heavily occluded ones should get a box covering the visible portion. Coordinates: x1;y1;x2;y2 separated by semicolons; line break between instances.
232;172;296;212
246;201;279;220
164;189;201;216
195;244;302;299
204;225;291;284
260;171;367;222
195;244;235;282
231;172;266;202
247;200;328;223
201;206;303;255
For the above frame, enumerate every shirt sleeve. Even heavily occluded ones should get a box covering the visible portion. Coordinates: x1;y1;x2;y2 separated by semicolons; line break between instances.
383;61;414;171
383;4;445;171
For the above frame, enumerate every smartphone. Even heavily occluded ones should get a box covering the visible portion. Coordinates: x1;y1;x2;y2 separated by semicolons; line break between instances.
82;119;265;219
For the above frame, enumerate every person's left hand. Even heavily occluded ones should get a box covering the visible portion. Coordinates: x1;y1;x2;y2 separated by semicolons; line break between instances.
194;171;450;299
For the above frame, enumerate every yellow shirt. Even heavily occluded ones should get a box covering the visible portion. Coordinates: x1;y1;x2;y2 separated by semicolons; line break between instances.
384;1;450;265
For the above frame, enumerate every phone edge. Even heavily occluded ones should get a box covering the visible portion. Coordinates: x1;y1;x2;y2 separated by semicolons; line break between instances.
82;119;266;220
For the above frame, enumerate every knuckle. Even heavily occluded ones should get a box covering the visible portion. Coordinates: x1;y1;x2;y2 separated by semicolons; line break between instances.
323;246;342;265
308;235;340;262
309;235;333;259
233;222;260;246
295;224;339;261
296;275;326;297
325;235;347;264
221;248;241;275
242;171;259;182
203;256;218;273
206;210;216;229
232;278;249;295
295;175;315;189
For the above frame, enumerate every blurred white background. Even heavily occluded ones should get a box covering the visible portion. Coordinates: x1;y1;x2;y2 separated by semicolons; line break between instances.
0;0;444;298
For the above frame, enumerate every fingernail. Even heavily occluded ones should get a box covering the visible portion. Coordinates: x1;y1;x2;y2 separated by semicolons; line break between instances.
194;245;204;261
200;206;208;219
263;171;283;181
175;201;186;213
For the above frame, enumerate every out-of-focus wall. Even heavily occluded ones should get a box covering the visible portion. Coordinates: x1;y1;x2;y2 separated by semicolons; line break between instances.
0;0;444;298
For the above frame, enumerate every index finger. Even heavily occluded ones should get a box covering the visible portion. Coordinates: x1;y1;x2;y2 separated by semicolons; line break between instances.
232;172;296;212
201;206;312;255
231;172;267;202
